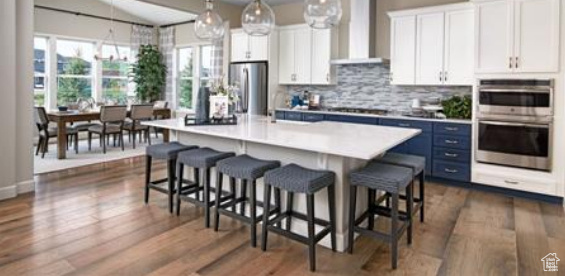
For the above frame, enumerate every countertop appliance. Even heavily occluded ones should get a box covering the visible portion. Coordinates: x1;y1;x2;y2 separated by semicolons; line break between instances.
476;79;554;171
229;61;268;116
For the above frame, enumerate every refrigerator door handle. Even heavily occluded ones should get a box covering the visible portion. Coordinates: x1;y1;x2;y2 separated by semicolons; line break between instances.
243;67;249;113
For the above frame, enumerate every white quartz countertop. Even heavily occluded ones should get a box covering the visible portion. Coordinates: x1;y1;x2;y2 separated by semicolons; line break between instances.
143;115;421;160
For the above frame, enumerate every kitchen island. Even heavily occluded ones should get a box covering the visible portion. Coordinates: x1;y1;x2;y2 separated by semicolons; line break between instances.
143;115;421;252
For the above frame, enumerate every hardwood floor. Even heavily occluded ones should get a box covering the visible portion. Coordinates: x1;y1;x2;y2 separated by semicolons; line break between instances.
0;156;564;275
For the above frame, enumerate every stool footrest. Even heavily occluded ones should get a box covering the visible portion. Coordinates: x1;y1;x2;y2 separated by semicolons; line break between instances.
266;211;332;244
148;184;174;194
217;205;280;224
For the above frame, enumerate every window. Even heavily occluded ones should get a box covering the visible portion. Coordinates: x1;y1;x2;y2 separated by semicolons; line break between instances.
56;39;94;106
101;44;132;105
176;44;213;110
34;37;47;107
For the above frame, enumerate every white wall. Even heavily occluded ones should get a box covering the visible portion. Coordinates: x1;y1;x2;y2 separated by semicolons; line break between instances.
0;0;34;200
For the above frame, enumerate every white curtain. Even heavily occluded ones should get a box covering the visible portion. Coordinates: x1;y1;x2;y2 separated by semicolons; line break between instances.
159;26;175;105
130;25;155;60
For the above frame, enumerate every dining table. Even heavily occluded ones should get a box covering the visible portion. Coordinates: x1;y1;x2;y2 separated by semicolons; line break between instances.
47;108;171;159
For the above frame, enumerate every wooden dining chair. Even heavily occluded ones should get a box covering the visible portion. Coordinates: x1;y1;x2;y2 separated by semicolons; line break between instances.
124;104;154;149
87;105;127;154
34;107;79;158
153;101;168;139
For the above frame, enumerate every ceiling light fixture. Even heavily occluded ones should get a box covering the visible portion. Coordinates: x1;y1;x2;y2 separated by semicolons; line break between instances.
194;0;225;41
94;0;127;61
304;0;342;29
242;0;275;36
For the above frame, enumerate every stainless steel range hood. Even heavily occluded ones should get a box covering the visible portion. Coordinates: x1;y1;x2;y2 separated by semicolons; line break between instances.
330;0;389;65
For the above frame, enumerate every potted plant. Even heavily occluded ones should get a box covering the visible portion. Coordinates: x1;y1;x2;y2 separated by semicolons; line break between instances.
441;95;472;119
131;45;166;103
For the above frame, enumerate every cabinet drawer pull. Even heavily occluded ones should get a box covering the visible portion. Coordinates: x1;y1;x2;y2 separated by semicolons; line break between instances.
444;168;458;174
509;57;513;69
398;123;411;127
445;127;458;131
445;139;459;144
504;180;519;185
515;57;519;69
444;153;459;158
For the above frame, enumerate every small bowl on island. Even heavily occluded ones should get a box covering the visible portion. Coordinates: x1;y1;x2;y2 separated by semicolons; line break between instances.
57;106;69;112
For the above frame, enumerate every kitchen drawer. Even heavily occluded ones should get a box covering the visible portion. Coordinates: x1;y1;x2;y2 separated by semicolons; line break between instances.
324;114;378;125
285;111;303;121
275;111;285;120
303;113;324;122
433;147;471;163
380;118;433;133
434;122;471;136
433;134;471;150
433;160;470;182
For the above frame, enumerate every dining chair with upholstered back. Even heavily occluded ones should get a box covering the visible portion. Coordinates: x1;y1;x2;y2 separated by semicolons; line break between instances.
34;107;79;158
153;101;168;138
87;105;127;154
124;104;154;149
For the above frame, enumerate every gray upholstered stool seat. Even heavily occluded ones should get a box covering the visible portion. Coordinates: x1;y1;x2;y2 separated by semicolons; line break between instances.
350;162;412;193
374;153;425;176
264;164;335;194
217;155;280;180
146;142;197;160
177;147;236;168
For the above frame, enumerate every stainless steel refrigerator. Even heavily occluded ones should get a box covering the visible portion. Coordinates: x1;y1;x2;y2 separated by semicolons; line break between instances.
229;62;268;115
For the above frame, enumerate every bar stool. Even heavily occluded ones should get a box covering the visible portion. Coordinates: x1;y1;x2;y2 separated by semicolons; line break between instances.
145;142;198;213
261;164;336;272
374;153;425;222
175;147;235;228
213;155;281;247
348;162;414;269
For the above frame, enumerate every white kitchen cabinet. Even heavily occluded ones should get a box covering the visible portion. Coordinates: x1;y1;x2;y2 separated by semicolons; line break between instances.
390;15;416;85
278;29;296;84
415;12;445;85
311;29;336;85
230;30;270;62
444;9;475;85
475;0;559;73
293;28;312;84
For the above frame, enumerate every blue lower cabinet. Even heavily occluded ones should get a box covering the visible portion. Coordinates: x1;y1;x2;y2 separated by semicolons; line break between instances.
380;118;433;133
389;141;409;154
285;111;303;121
433;134;471;150
303;113;325;122
433;147;471;163
325;114;378;125
433;160;471;182
407;133;433;174
275;111;285;120
434;122;472;136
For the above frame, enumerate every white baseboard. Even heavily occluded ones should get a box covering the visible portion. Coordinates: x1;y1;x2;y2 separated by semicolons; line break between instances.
0;186;17;201
17;179;35;194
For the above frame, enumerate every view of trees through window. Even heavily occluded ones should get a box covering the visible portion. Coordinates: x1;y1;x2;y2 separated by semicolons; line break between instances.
177;45;212;110
56;39;93;106
102;45;132;105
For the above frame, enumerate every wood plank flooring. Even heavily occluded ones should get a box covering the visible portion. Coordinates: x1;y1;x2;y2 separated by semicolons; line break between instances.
0;156;564;275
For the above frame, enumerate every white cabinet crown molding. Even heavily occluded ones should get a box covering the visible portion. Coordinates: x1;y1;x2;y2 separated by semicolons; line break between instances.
388;2;473;18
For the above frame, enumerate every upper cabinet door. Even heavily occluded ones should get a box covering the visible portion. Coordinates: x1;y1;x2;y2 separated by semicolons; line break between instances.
475;0;513;73
390;15;416;85
293;28;312;84
311;29;332;85
278;29;295;84
513;0;560;73
444;9;474;85
415;12;445;85
249;35;269;61
231;32;249;62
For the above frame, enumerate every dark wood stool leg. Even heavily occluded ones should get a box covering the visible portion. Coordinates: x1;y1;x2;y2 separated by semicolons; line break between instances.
240;179;247;215
419;172;425;222
348;185;357;254
368;188;375;230
194;168;200;201
204;168;211;228
229;177;236;212
391;192;399;269
176;162;184;216
144;156;152;204
250;180;257;247
328;184;337;252
306;194;316;272
286;192;294;231
406;181;413;245
261;183;272;251
167;159;176;214
274;187;281;229
214;172;224;232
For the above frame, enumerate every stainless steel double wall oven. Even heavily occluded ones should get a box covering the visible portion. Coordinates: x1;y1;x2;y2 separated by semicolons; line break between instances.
476;79;554;171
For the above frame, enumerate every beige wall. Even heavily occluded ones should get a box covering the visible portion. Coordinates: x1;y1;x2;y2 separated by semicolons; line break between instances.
376;0;468;58
34;0;152;42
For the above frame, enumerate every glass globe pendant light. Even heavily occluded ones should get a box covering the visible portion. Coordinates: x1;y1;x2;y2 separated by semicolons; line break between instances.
242;0;275;36
304;0;343;29
194;0;225;41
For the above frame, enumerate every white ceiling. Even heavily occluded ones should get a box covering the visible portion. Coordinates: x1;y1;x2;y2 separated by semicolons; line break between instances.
96;0;197;25
219;0;303;6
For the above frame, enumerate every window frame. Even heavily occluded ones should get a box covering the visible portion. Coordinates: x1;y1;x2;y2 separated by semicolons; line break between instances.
55;38;96;106
174;42;213;112
33;36;49;107
100;43;134;104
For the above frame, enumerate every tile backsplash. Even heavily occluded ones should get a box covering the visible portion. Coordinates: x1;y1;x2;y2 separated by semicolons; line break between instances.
287;64;472;112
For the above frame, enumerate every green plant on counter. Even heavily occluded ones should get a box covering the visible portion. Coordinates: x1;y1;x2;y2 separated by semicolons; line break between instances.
441;95;472;119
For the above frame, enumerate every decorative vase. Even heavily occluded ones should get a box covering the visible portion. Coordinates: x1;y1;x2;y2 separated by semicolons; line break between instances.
195;87;210;123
